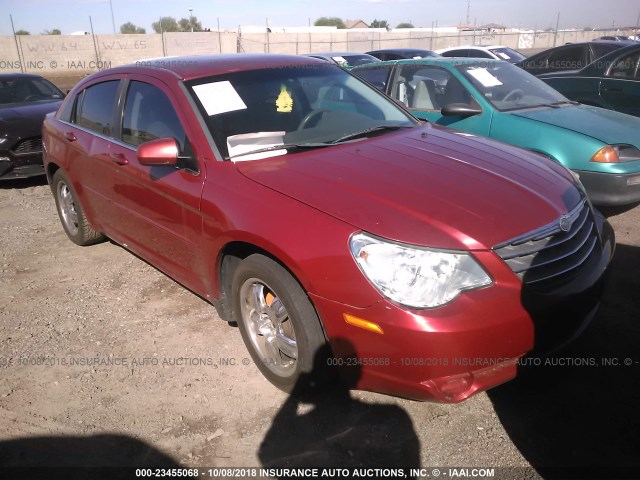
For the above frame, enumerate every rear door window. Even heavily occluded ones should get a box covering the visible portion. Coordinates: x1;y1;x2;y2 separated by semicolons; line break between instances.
547;46;587;71
607;51;640;79
76;80;120;137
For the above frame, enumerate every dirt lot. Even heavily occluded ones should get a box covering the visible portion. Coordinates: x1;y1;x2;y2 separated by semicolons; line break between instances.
0;173;639;479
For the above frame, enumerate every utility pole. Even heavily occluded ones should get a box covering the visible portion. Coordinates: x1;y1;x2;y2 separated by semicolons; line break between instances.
109;0;116;34
466;0;471;24
553;11;560;47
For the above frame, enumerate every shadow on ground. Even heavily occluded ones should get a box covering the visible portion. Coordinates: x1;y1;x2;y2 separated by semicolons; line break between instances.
0;176;48;190
0;433;180;479
489;243;640;479
259;339;420;477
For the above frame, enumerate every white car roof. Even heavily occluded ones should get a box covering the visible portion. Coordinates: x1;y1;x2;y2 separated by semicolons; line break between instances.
436;45;507;53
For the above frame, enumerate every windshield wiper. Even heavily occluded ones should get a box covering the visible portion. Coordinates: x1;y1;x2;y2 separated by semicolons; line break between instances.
226;142;332;160
330;125;412;144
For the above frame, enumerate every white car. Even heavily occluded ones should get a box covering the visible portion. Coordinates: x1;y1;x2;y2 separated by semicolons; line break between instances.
436;45;526;63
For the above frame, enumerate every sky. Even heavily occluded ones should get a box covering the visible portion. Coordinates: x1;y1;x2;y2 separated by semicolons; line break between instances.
2;0;639;35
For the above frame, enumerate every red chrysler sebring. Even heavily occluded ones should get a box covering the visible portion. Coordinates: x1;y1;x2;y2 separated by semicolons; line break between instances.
42;54;614;402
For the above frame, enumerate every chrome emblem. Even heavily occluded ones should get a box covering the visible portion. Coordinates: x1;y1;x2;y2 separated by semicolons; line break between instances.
559;215;571;232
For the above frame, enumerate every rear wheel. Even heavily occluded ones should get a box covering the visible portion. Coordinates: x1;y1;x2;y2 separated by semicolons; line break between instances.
231;254;329;392
52;170;104;246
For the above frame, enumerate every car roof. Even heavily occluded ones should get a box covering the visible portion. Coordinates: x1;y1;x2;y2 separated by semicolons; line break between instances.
353;57;502;69
81;54;329;84
367;48;435;53
307;52;373;57
438;45;508;51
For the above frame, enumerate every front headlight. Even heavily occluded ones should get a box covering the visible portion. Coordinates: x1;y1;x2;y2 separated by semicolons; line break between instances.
349;232;492;309
591;144;640;163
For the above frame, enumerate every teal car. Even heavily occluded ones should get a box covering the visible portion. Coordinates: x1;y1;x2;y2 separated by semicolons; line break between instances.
352;58;640;207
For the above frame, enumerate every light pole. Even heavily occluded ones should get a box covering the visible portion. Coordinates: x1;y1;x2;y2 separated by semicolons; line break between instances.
189;7;193;32
109;0;116;34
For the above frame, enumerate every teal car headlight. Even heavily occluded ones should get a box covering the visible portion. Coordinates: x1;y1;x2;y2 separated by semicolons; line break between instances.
591;144;640;163
349;232;493;308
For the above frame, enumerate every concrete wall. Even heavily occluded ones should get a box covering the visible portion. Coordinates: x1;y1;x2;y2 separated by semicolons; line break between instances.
0;29;636;75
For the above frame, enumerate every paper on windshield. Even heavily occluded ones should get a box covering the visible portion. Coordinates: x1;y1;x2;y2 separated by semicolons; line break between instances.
193;81;247;116
331;56;347;64
227;131;287;162
496;52;511;60
466;68;503;87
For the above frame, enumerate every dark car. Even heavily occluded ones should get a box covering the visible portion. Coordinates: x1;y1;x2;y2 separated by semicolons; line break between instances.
304;52;380;69
538;43;640;117
43;54;613;403
0;74;64;180
366;48;440;61
517;40;635;76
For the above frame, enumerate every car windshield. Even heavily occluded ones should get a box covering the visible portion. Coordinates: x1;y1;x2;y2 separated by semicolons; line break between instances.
186;64;416;160
0;77;64;106
488;47;526;63
457;61;570;111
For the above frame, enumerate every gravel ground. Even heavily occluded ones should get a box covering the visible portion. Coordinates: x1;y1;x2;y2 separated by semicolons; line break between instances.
0;173;639;480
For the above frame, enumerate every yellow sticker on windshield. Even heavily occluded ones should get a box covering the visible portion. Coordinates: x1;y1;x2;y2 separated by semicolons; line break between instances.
276;84;293;113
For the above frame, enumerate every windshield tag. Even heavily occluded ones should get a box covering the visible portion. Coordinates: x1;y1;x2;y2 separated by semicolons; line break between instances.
193;81;247;116
467;68;503;87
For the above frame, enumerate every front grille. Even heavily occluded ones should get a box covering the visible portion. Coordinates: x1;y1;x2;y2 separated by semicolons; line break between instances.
493;200;600;285
11;137;42;155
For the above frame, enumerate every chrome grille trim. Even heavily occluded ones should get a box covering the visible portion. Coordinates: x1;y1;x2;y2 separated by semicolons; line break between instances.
493;200;600;285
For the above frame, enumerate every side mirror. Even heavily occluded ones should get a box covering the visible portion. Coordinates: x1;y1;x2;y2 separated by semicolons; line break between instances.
137;138;179;166
441;103;482;118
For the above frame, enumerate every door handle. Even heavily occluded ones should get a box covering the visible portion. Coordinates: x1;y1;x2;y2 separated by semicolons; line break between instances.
603;86;623;92
64;131;76;142
109;153;129;166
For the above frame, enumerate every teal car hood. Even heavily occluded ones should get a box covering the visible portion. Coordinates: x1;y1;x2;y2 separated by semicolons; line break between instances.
510;105;640;147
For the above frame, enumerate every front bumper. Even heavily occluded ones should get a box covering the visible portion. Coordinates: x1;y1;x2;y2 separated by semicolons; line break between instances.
310;214;614;403
576;169;640;207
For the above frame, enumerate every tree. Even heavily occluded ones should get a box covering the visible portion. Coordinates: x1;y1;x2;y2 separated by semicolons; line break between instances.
178;16;202;32
314;17;346;29
152;16;179;33
15;29;30;35
396;22;414;29
370;19;389;29
120;22;146;34
42;28;61;35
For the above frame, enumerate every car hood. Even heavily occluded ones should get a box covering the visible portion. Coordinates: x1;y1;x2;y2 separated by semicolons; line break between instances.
509;104;640;147
0;101;62;138
235;124;581;251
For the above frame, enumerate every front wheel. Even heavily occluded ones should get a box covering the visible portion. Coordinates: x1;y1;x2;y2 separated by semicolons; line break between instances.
231;254;329;392
52;170;105;246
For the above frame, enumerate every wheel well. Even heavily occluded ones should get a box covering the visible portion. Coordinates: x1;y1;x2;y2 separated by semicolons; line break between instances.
46;162;60;184
215;242;329;342
216;242;293;323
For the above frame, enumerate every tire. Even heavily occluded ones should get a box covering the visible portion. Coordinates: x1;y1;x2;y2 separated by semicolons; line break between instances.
231;254;330;392
51;170;105;246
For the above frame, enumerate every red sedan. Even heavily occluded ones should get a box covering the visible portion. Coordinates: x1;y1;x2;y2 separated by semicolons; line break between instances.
42;54;614;402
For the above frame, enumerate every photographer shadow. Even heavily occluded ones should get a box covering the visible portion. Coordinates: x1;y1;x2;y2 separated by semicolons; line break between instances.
0;433;181;480
259;338;420;475
488;243;640;478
